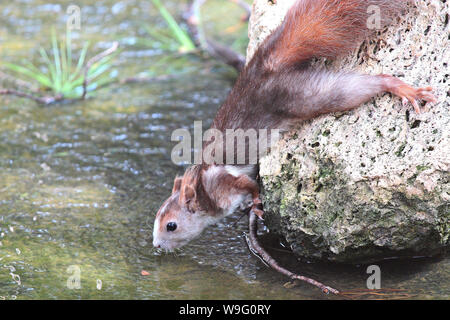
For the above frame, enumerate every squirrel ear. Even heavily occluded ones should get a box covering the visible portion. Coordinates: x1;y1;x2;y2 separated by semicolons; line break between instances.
183;185;196;203
172;177;182;193
180;185;196;210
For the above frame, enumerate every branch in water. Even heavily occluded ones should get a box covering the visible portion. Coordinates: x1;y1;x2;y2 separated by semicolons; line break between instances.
246;210;340;295
205;39;245;72
82;41;119;99
120;74;175;84
247;211;417;298
0;88;63;105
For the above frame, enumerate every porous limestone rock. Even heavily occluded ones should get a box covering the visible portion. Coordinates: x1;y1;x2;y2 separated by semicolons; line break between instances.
248;0;449;262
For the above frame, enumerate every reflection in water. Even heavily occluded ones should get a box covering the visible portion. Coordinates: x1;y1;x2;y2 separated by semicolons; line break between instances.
0;0;448;300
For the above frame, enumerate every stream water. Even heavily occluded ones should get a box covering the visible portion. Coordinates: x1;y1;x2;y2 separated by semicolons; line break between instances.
0;0;448;300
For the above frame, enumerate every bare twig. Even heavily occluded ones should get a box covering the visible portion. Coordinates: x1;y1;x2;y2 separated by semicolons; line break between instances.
206;39;245;71
247;210;340;295
228;0;251;22
120;74;175;84
81;41;119;99
0;88;63;105
184;0;207;48
246;211;418;298
184;0;246;72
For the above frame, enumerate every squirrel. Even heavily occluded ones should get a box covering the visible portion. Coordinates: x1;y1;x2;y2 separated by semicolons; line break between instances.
153;0;437;250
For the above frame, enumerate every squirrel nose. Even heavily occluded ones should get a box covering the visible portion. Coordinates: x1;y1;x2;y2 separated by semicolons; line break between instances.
153;239;161;248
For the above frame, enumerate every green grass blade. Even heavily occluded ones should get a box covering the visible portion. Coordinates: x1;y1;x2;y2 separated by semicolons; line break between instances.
143;24;175;45
66;29;72;81
150;0;195;52
4;62;52;88
87;63;110;80
69;41;89;82
23;60;52;80
60;34;68;85
71;53;115;87
51;29;62;92
39;47;58;89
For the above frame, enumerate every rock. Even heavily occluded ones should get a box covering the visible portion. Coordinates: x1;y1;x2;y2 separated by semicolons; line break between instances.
249;0;450;263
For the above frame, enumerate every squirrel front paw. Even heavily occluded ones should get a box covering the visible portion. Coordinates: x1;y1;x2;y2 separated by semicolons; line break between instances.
381;75;437;114
251;198;264;220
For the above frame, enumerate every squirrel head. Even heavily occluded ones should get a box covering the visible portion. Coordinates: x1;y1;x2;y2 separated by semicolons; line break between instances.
152;165;219;250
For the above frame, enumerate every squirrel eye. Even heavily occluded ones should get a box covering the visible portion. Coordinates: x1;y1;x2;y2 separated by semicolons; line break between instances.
166;222;177;232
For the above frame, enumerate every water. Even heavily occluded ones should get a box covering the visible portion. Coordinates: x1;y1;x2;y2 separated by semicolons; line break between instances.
0;0;448;300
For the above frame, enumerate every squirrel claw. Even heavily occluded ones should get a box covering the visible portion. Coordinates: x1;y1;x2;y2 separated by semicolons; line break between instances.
251;199;264;220
251;207;265;220
382;75;437;114
250;200;264;221
399;86;437;114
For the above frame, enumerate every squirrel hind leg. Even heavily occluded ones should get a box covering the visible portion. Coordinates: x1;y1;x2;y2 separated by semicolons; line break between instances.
277;70;437;121
379;75;438;114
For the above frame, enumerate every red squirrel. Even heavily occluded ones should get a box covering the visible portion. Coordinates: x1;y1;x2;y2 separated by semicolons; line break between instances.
153;0;437;250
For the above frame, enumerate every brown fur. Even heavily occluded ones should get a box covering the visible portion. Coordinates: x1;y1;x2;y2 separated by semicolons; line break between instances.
177;165;260;217
154;0;436;249
174;0;433;219
177;165;218;214
262;0;406;70
212;0;410;134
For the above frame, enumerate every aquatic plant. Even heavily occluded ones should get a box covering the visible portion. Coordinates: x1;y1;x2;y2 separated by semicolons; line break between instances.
1;29;118;103
146;0;196;53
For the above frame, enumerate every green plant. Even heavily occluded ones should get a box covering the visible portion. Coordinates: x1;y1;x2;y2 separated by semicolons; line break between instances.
146;0;196;53
3;29;117;99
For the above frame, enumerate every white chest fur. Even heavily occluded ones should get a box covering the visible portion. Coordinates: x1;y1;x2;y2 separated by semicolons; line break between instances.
203;165;255;217
224;193;253;216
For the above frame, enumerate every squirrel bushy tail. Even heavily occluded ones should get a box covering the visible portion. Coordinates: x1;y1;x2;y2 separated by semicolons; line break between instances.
260;0;407;70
